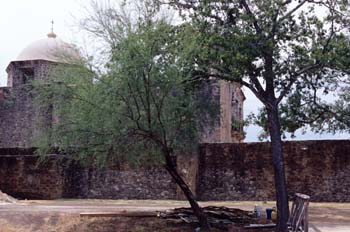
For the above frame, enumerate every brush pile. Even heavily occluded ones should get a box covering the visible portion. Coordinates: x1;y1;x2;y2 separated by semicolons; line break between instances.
159;206;253;229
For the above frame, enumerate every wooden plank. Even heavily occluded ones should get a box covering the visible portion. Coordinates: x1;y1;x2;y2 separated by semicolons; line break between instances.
80;211;158;217
244;223;276;229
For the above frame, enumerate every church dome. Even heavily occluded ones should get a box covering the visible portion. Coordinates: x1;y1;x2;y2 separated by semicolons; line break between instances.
15;32;80;63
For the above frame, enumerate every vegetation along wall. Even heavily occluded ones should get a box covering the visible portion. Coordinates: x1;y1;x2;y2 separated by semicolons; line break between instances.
0;140;349;201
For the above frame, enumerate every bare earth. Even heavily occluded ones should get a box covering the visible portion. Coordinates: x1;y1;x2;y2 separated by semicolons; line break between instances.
0;200;349;232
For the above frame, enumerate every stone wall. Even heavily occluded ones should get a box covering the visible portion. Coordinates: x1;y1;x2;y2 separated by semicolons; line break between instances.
199;80;245;144
0;60;53;148
197;140;350;202
0;150;68;199
0;140;350;201
0;148;176;200
74;166;176;199
0;86;38;148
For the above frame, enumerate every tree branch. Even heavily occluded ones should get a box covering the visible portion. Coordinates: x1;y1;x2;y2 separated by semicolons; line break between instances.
278;0;308;23
240;0;262;33
276;63;322;103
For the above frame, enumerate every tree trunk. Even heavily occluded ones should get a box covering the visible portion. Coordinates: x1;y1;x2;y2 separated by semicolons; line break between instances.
267;104;289;232
163;149;210;231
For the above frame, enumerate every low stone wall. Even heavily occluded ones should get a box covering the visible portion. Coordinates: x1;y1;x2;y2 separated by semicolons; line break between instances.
0;140;350;201
197;140;350;202
0;154;68;199
74;167;176;199
0;148;176;200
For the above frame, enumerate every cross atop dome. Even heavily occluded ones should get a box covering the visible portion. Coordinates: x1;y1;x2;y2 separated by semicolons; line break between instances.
47;20;57;38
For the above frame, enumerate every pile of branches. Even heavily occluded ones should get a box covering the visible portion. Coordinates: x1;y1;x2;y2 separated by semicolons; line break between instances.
158;206;253;229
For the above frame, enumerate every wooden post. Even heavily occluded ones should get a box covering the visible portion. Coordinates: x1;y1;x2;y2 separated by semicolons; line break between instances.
304;200;309;232
288;193;310;232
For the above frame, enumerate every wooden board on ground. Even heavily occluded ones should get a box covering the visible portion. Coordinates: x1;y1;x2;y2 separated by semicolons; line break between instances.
80;211;157;217
244;223;276;229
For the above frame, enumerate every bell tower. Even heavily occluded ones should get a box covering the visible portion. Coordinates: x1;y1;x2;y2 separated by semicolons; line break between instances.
0;28;79;148
200;80;245;143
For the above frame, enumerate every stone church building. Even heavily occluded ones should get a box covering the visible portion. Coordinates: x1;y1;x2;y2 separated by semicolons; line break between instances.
0;30;81;148
0;31;349;202
0;30;245;148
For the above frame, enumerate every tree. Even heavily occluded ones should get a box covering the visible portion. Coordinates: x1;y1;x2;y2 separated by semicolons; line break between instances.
34;2;214;230
157;0;350;231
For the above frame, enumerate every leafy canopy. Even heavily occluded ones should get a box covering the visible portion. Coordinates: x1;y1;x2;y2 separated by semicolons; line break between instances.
162;0;350;137
34;18;214;166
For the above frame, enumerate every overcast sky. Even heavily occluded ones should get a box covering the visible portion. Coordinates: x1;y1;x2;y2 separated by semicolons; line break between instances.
0;0;348;142
0;0;85;86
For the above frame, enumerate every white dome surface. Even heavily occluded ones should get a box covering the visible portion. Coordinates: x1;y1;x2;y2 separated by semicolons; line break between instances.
16;34;80;63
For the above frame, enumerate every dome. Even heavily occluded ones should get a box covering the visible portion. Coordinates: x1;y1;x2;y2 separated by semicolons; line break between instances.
15;32;80;63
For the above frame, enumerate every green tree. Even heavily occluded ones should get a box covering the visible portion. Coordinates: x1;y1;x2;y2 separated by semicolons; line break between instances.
34;3;213;230
158;0;350;231
275;71;350;137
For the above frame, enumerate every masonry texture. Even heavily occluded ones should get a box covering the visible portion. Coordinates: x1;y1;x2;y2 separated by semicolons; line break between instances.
75;166;177;199
0;60;54;148
199;80;245;143
0;148;176;200
0;149;67;199
197;140;350;202
0;140;349;201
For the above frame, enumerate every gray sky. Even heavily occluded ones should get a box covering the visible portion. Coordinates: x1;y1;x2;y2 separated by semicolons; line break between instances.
0;0;348;142
0;0;84;86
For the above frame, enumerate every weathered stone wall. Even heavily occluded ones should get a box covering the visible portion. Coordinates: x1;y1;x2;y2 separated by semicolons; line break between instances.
230;82;245;142
197;140;350;202
0;60;54;148
0;150;68;199
6;60;54;87
0;86;38;148
75;167;176;199
0;149;176;200
0;140;349;201
199;80;245;144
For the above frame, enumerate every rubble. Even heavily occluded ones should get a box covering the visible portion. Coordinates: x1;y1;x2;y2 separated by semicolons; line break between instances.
0;190;17;203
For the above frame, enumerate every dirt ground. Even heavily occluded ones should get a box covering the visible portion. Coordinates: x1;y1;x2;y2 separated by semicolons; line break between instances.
0;200;349;232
